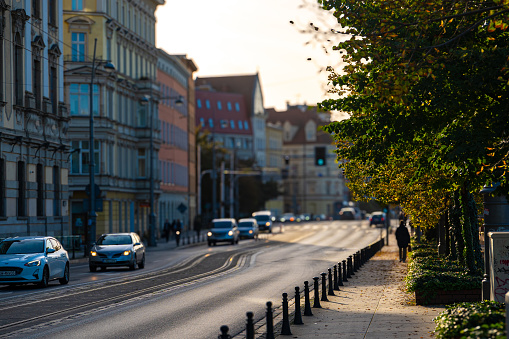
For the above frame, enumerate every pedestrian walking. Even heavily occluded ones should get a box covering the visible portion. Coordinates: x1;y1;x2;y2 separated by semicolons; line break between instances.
163;219;171;243
194;214;202;238
395;220;411;262
174;219;182;246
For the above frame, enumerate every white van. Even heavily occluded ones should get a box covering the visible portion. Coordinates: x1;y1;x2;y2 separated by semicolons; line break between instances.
252;210;273;233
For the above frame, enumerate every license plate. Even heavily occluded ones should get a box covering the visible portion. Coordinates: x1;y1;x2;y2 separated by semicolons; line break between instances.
0;271;16;276
103;259;116;263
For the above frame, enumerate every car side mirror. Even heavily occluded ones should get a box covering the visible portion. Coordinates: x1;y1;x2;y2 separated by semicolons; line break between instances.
46;248;56;254
134;242;141;246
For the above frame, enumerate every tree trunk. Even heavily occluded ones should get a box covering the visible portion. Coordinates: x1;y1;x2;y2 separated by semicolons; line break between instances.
461;184;477;273
451;190;464;266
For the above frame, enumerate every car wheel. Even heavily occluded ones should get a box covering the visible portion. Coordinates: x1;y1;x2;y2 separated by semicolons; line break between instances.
129;256;137;270
89;265;97;272
59;264;70;285
38;266;49;288
138;254;145;269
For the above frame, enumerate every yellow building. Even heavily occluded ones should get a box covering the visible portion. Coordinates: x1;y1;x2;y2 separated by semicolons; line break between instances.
63;0;165;246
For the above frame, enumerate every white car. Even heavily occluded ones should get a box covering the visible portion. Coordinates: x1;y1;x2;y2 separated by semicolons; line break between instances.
0;236;70;287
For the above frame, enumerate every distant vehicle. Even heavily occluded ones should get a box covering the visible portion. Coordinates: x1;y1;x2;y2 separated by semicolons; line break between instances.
279;213;296;223
339;207;358;220
89;233;145;272
0;236;70;287
370;211;386;227
208;218;240;246
252;211;273;233
237;218;259;240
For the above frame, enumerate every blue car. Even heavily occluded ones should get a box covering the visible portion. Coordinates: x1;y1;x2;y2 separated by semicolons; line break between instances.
207;218;240;246
237;218;259;240
0;236;70;287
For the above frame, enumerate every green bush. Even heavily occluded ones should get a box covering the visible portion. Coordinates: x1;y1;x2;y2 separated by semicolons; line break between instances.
434;301;506;339
406;239;482;301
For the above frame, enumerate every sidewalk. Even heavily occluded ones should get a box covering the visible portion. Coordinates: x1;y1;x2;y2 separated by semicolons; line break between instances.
287;235;444;338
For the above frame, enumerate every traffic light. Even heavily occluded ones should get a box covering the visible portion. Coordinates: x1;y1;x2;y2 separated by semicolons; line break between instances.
315;146;326;166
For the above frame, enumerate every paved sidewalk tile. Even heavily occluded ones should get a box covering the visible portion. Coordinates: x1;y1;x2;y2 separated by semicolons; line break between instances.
289;241;444;338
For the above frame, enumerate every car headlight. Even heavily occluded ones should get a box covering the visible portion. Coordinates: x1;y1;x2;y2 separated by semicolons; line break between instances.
123;250;131;256
90;251;97;257
25;260;41;267
249;230;253;234
265;222;270;226
207;231;212;237
228;230;233;236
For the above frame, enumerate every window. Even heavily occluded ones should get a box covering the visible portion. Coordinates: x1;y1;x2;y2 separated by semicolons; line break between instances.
70;84;99;115
205;100;210;109
217;101;222;110
71;32;86;62
230;120;235;129
14;33;23;106
197;99;202;108
71;140;100;174
49;66;57;114
235;102;240;111
208;118;214;128
238;120;243;129
137;103;147;126
33;58;41;109
32;0;40;18
227;102;232;111
137;149;146;178
17;161;26;217
37;164;44;216
53;166;61;216
200;118;205;127
49;0;56;25
244;121;249;130
72;0;83;10
0;159;5;217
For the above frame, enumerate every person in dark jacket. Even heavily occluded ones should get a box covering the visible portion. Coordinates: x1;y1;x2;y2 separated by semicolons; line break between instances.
395;220;411;262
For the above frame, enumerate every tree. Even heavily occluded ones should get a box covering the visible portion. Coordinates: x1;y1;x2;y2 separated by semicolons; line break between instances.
316;0;508;271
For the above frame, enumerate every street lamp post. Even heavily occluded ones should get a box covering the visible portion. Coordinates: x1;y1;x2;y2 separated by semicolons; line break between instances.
141;94;184;247
88;38;114;251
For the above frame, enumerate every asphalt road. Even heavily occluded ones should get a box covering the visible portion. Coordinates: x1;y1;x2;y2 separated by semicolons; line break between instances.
0;219;382;339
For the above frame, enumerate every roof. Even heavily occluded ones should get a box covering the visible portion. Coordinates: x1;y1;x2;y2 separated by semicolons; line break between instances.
196;74;261;116
266;106;333;145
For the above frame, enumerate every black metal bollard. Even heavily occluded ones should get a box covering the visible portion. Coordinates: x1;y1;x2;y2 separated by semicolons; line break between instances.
328;268;335;296
353;252;358;272
321;272;329;301
281;293;292;335
294;287;304;325
338;262;344;286
246;312;255;339
266;301;275;339
342;260;348;282
347;256;353;277
313;277;321;308
218;325;231;339
304;281;313;316
333;265;340;290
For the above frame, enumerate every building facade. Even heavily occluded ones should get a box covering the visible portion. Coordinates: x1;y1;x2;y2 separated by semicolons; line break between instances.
267;105;347;217
64;0;164;245
156;50;197;231
0;0;70;238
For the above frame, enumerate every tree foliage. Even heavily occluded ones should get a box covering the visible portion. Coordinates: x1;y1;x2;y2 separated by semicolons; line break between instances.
317;0;509;229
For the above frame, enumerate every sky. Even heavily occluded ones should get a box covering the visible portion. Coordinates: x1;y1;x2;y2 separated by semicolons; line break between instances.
154;0;347;113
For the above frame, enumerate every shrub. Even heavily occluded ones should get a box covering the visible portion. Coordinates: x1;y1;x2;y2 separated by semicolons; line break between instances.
434;301;506;339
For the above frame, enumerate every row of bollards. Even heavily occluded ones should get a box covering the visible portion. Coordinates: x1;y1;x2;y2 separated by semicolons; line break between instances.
218;238;385;338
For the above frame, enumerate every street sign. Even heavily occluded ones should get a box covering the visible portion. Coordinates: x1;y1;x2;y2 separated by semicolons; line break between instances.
85;184;101;198
83;198;103;212
177;203;187;214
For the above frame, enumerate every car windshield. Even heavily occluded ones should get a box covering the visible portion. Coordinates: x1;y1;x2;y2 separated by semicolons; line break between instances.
254;215;270;222
0;240;45;254
212;221;233;228
96;235;132;245
238;222;253;228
